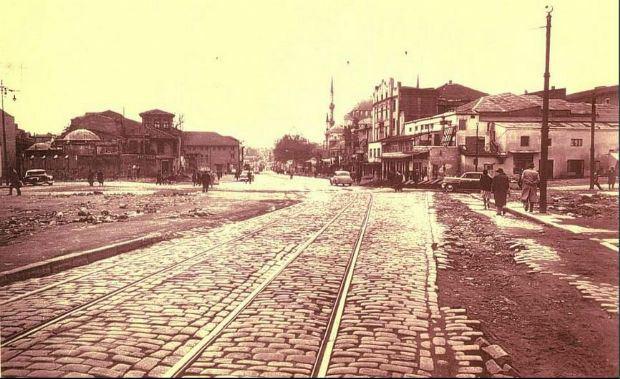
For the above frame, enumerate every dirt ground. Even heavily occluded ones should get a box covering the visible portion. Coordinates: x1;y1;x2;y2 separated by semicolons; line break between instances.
0;184;299;272
435;193;619;378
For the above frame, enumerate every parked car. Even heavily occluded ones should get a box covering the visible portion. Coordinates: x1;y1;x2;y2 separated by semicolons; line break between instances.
440;171;482;192
238;170;250;182
330;170;354;186
23;169;54;186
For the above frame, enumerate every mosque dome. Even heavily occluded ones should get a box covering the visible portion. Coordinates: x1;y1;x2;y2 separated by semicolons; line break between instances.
63;129;101;141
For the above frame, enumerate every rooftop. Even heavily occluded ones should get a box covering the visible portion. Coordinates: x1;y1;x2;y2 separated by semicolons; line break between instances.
182;131;239;146
436;81;487;101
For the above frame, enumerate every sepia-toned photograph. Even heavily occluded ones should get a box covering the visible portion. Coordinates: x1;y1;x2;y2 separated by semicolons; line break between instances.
0;0;618;377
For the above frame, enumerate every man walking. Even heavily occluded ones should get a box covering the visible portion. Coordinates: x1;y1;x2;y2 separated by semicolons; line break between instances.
520;163;539;212
8;168;22;196
491;168;510;215
96;170;104;186
608;167;617;190
202;171;211;193
592;169;603;191
87;170;95;187
479;169;493;209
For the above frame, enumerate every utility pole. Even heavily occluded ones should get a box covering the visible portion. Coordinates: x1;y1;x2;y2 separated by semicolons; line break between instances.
539;6;553;213
475;122;479;172
1;80;18;185
589;89;596;189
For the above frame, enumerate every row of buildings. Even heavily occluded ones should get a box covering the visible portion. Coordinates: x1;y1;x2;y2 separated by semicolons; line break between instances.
1;108;242;181
324;80;618;181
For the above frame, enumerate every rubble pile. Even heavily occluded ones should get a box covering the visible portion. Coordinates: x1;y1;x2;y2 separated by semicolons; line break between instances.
548;193;617;217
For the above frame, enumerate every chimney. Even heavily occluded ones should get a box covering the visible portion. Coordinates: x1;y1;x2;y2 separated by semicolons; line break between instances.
448;80;452;84
525;90;528;94
551;86;555;90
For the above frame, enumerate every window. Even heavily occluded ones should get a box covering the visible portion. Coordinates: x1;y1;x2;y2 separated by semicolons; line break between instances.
605;98;610;104
483;163;494;171
571;138;583;147
547;138;552;146
458;119;467;130
157;141;164;154
520;136;530;147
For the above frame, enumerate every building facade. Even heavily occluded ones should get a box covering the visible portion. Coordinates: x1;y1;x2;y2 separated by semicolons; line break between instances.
403;93;619;179
566;85;619;105
182;131;240;174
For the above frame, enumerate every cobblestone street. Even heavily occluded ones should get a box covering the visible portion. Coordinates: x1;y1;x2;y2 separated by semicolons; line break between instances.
0;175;618;377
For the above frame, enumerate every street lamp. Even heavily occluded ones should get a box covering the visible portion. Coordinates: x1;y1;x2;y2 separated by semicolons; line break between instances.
1;80;18;185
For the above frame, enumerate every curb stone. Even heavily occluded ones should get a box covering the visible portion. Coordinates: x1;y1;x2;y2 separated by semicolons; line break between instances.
430;192;520;378
0;232;176;286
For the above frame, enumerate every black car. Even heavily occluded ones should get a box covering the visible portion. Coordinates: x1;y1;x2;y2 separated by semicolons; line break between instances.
440;172;482;192
23;169;54;186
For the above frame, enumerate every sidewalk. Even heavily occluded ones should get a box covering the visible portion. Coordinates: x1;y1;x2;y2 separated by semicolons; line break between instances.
470;194;619;253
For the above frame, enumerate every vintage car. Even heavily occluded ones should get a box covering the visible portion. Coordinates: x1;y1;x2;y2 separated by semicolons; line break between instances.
238;170;251;182
440;171;483;192
23;169;54;186
330;170;354;186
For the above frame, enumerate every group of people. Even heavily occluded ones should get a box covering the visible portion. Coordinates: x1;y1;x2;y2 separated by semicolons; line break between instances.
87;170;105;187
592;167;616;190
191;170;217;192
479;163;539;215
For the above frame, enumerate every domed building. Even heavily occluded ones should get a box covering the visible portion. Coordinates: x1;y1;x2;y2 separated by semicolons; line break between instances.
63;129;101;142
22;140;66;179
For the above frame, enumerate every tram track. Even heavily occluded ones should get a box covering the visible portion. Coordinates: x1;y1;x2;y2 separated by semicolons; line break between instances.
166;194;373;378
0;200;318;345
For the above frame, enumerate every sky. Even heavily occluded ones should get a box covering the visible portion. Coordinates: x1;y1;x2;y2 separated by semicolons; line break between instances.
1;0;618;148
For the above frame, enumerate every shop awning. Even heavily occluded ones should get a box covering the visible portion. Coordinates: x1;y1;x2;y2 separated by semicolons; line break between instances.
382;152;411;159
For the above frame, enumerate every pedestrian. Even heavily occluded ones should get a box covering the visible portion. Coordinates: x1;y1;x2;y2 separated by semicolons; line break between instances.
393;171;403;192
289;170;293;180
592;169;603;190
156;171;162;185
248;171;254;184
87;170;95;187
235;169;240;181
96;170;104;186
520;163;539;212
608;167;617;190
491;168;510;215
479;169;493;209
8;168;22;196
201;171;211;193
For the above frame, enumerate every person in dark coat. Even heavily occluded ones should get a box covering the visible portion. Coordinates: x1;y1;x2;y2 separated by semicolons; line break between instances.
96;170;104;186
491;168;510;215
479;169;493;209
87;170;95;187
8;168;22;196
201;171;211;192
608;167;616;190
393;171;403;192
592;170;603;190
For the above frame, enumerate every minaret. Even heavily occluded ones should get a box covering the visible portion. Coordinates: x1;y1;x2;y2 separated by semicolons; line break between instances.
329;77;335;128
416;74;420;89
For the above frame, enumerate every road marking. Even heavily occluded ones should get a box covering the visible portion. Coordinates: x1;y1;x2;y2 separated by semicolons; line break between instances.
165;196;361;378
311;194;373;378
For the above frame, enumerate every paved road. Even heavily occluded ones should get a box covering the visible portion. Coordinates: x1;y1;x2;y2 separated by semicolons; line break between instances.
1;175;497;378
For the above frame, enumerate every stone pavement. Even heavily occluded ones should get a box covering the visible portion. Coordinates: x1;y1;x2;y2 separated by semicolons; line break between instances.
0;187;519;378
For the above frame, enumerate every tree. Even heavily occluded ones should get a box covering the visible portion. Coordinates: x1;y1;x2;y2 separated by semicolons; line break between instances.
273;134;319;162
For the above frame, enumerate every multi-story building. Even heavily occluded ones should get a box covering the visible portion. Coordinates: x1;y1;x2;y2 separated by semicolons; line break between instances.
373;79;486;178
182;131;240;174
403;93;619;180
566;85;619;106
21;108;241;180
